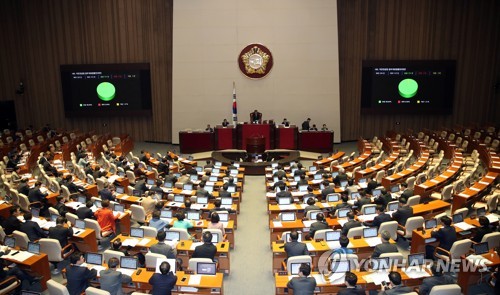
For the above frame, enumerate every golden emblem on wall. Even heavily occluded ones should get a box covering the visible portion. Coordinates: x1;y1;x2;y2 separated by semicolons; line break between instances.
238;44;274;79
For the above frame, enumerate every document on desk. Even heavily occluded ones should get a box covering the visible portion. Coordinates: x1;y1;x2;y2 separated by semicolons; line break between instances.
454;222;475;231
190;204;207;210
466;255;493;266
364;237;382;247
302;220;315;228
65;201;82;210
326;241;340;250
138;238;151;246
121;239;139;247
266;192;277;198
306;243;316;251
363;271;389;285
337;219;348;227
32;217;48;228
3;251;34;262
279;205;296;211
486;215;499;223
404;268;431;279
107;175;120;183
42;221;56;230
190;242;204;250
272;221;283;228
188;274;202;285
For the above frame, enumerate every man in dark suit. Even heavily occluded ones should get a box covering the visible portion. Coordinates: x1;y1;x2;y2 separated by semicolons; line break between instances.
100;257;132;295
48;216;74;248
28;181;48;207
157;158;170;176
426;216;457;259
273;175;286;191
354;191;371;209
392;197;413;226
17;178;30;196
333;167;348;186
284;231;309;258
250;109;262;123
150;180;164;195
321;180;335;200
20;212;47;241
419;263;455;295
287;263;316;293
150;230;177;259
366;177;379;193
341;212;362;236
365;205;392;228
309;213;329;239
276;183;293;204
374;188;393;210
218;183;232;198
472;216;493;243
399;182;414;200
2;206;22;235
54;195;69;216
378;271;412;294
98;183;116;201
192;232;217;261
148;261;177;295
66;252;97;295
76;201;95;220
133;176;149;195
301;118;311;131
333;193;352;215
372;231;398;258
337;272;366;295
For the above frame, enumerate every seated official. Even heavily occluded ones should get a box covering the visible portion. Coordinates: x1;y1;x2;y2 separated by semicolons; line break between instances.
221;119;229;127
209;199;236;218
192;232;217;261
304;197;321;215
100;257;132;295
301;118;311;131
286;263;316;295
354;191;371;209
76;201;95;220
207;212;225;236
28;181;48;214
321;124;328;131
273;175;286;191
112;239;145;267
250;109;262;123
378;271;412;295
172;211;193;230
372;231;398;258
149;210;169;232
321;181;335;200
341;212;361;236
399;182;413;200
284;230;309;258
2;206;22;235
337;272;366;295
374;188;392;209
332;235;354;255
426;216;457;259
333;193;352;215
94;200;118;237
149;261;177;295
0;248;40;291
66;252;97;295
308;213;329;239
392;197;413;226
205;124;214;132
196;181;213;199
309;124;318;131
98;183;116;202
364;205;391;228
333;167;348;186
20;212;47;242
54;195;69;216
419;263;455;295
150;180;164;195
297;174;309;186
217;183;232;198
17;178;30;196
48;216;73;248
150;230;177;259
472;216;493;243
157;158;170;176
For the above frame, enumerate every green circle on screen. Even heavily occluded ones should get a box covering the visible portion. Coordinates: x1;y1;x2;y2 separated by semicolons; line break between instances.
96;82;116;101
398;79;418;98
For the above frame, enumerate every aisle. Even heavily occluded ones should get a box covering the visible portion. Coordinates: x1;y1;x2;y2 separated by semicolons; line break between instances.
224;175;275;295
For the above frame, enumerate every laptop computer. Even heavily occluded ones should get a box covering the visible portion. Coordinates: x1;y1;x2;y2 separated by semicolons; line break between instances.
298;185;308;192
363;206;376;215
325;230;341;242
31;207;40;218
452;213;464;224
78;196;87;204
476;207;486;217
27;242;40;254
278;197;291;205
294;175;301;182
218;212;229;222
147;178;155;185
303;196;314;204
118;172;126;177
425;219;437;229
227;186;236;193
331;172;339;178
163;182;173;188
283;232;303;243
119;257;138;275
113;204;125;213
340;180;348;188
221;197;232;205
290;262;311;275
94;200;102;208
313;174;322;180
330;260;350;273
205;185;214;193
363;227;378;238
86;177;94;184
190;175;198;182
407;253;425;268
209;176;218;182
350;192;360;200
115;186;125;194
309;166;317;172
86;253;103;266
327;194;340;202
390;184;400;193
387;201;399;212
50;214;59;222
197;196;208;204
473;242;489;255
4;236;15;248
371;257;390;271
130;228;144;238
372;189;382;197
183;184;193;191
212;168;220;174
337;208;350;218
187;211;201;220
161;209;173;219
165;231;180;241
173;195;184;202
132;190;141;197
210;233;219;244
280;212;296;222
75;219;86;229
309;211;320;220
197;262;217;275
195;166;203;172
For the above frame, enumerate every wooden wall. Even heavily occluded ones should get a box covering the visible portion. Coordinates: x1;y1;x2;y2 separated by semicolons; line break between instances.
337;0;500;141
0;0;173;142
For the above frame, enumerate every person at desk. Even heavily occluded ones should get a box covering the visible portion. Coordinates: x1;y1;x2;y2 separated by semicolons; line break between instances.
150;230;177;259
218;183;232;198
281;118;290;127
333;194;352;216
94;200;118;237
20;212;47;242
374;189;392;209
134;176;149;195
100;257;132;295
304;197;321;215
157;158;170;176
0;247;40;291
2;206;22;235
28;181;48;214
221;119;229;127
149;210;169;232
99;183;116;201
172;211;193;230
321;124;329;131
208;212;225;236
205;124;214;132
92;165;107;180
321;181;335;201
54;195;69;216
140;192;157;215
48;216;74;248
391;197;413;227
77;201;95;220
192;231;217;261
284;230;309;258
337;272;366;295
209;199;236;217
365;205;392;229
273;175;286;191
148;261;177;295
112;239;145;267
150;180;164;195
399;182;413;200
297;174;309;186
341;212;362;236
372;231;398;258
17;178;30;196
418;263;455;295
276;183;294;204
308;213;329;240
66;252;98;295
196;181;213;199
472;216;493;243
354;191;371;209
378;271;412;295
250;109;262;124
139;150;150;165
301;118;311;131
286;263;316;295
366;177;378;194
309;124;318;131
333;167;348;186
426;216;457;259
77;154;89;167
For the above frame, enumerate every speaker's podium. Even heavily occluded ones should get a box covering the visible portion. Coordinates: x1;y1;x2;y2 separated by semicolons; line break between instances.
237;122;275;151
214;125;236;150
275;125;298;149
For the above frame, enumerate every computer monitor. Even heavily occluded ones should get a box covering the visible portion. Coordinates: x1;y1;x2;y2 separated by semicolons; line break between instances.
197;262;217;275
476;207;486;217
358;178;367;184
273;176;279;183
363;227;378;238
340;180;348;188
50;214;59;222
230;169;238;176
120;257;138;270
309;211;320;220
294;175;301;182
371;257;390;271
75;219;86;229
132;190;141;197
330;260;350;273
372;189;382;197
118;171;126;177
313;174;322;180
114;204;125;213
210;233;219;244
183;184;193;191
319;184;325;190
31;208;40;218
303;196;314;204
425;219;437;229
214;161;222;167
86;253;103;265
473;242;489;255
390;184;400;193
147;178;155;185
160;209;173;219
452;213;463;224
4;236;15;248
278;197;291;205
163;182;173;188
407;253;425;267
327;194;340;202
115;186;125;194
209;176;218;182
387;202;399;212
325;230;341;242
290;262;311;275
173;173;181;178
221;197;232;205
212;168;220;174
173;195;184;202
271;163;278;168
130;228;144;238
298;185;308;192
94;200;102;208
205;185;214;193
283;232;302;243
187;211;201;220
363;206;376;215
218;212;229;222
280;212;296;222
331;172;339;178
27;242;40;254
197;196;208;204
350;192;360;200
227;185;236;193
309;166;317;172
165;231;180;241
190;175;198;182
195;166;203;172
78;196;87;204
337;209;350;218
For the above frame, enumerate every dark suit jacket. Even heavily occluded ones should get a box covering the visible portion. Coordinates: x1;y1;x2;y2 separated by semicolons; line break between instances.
48;225;73;247
76;206;94;220
192;243;217;261
372;242;398;258
371;213;392;228
366;180;379;194
20;220;47;241
149;272;177;295
66;264;97;295
99;188;115;201
18;183;30;196
419;274;455;295
309;221;329;238
99;269;132;295
400;189;414;200
334;173;348;186
392;206;413;226
431;226;457;251
2;215;21;235
342;220;362;236
55;203;68;216
276;191;293;203
157;162;169;175
378;285;412;295
287;276;316;295
472;226;493;243
284;241;309;258
28;188;47;204
337;287;367;295
355;197;372;208
218;190;232;198
321;186;335;199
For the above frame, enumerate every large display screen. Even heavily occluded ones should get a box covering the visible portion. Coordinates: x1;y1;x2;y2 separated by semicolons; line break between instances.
361;60;455;114
60;63;152;117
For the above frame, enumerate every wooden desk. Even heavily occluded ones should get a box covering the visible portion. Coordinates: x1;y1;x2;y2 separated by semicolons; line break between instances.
414;151;463;198
71;229;98;252
267;202;339;220
237;123;274;150
179;131;215;154
298;131;334;153
3;251;51;291
269;218;340;247
177;240;231;275
0;202;12;219
412;200;451;218
335;139;372;172
313;152;346;168
275;126;298;150
457;250;500;294
452;171;499;211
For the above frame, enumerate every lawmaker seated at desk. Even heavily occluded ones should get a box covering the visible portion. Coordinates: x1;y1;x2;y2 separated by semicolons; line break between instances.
286;263;316;294
337;272;366;295
192;232;217;261
99;257;132;295
205;124;214;132
149;260;177;295
425;216;457;259
284;230;309;259
378;271;412;295
372;231;398;259
307;213;329;240
250;109;262;124
66;252;98;295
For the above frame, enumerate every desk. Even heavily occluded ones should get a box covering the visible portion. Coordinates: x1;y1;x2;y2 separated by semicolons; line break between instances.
177;240;231;275
215;126;236;150
0;202;12;219
457;250;500;294
71;229;98;252
179;132;215;154
412;200;451;218
135;270;224;294
355;139;399;182
452;171;499;211
275;126;298;150
269;218;340;247
414;151;463;198
335;139;372;172
313;152;345;168
3;251;51;291
237;123;274;150
298;131;333;153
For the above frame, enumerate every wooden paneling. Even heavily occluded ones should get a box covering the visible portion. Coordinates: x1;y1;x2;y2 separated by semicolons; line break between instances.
338;0;500;141
0;0;173;142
